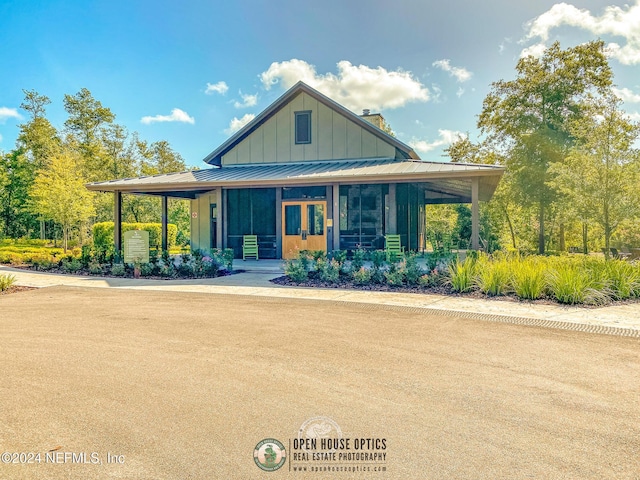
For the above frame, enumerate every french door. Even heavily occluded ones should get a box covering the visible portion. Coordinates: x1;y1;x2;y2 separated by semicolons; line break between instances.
282;201;327;259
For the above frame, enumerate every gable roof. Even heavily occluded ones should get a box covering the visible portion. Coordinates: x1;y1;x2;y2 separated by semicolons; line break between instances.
203;81;420;166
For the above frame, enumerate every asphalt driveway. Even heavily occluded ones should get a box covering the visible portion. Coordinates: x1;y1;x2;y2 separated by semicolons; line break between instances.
0;286;638;479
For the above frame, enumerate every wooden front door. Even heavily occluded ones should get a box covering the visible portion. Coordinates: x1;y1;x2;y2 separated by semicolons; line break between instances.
282;201;327;259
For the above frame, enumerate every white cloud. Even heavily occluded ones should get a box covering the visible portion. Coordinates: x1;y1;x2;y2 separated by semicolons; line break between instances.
0;134;3;142
141;108;195;125
522;1;640;65
224;113;255;135
456;87;465;98
205;81;229;95
409;130;466;153
613;86;640;102
520;42;547;59
432;59;473;82
0;106;22;123
625;111;640;121
234;92;258;108
260;59;429;111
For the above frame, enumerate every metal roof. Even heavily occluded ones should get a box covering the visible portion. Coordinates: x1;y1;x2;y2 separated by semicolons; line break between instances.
87;158;504;201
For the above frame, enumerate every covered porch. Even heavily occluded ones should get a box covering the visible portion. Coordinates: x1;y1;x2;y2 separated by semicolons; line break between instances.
86;158;504;259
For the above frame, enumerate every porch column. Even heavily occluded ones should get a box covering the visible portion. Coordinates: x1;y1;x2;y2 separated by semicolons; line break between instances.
114;190;122;253
161;195;168;252
471;178;480;250
332;184;340;251
275;188;282;257
388;184;397;234
216;188;223;249
221;189;228;249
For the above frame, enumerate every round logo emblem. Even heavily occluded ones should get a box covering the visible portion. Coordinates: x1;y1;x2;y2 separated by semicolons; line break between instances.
298;416;343;452
253;438;286;472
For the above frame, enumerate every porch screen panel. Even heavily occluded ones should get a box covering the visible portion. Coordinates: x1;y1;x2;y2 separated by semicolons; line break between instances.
338;184;386;252
227;188;277;258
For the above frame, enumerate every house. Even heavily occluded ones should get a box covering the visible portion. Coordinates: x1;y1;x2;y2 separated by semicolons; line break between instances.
86;82;504;259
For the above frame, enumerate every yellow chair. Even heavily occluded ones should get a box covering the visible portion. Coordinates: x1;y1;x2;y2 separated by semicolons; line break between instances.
384;234;404;262
242;235;259;260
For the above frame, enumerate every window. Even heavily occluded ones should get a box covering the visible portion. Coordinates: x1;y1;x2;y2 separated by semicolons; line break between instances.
295;111;311;144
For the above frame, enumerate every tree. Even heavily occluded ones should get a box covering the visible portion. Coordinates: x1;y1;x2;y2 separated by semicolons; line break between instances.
0;149;40;238
63;88;115;176
28;149;95;251
478;41;613;253
551;97;640;256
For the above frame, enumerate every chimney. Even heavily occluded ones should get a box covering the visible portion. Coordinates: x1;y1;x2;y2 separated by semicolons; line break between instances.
360;110;385;130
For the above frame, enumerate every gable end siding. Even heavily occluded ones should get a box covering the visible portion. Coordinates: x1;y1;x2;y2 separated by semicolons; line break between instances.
221;92;395;165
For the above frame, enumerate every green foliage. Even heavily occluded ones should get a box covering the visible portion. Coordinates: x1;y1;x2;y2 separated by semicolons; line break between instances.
352;266;373;285
402;253;424;285
28;149;95;251
319;259;341;283
547;262;607;305
0;274;17;291
88;260;104;275
604;260;640;300
475;253;512;296
351;249;366;272
511;257;546;300
61;258;82;273
30;253;56;271
221;248;234;271
110;263;126;277
384;268;405;287
448;257;477;293
284;258;309;282
92;222;178;251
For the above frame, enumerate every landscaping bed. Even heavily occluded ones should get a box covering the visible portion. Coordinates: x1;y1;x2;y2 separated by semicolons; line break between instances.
274;250;640;306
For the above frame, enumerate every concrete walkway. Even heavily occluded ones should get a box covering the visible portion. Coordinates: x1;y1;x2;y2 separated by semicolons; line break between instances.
2;263;639;334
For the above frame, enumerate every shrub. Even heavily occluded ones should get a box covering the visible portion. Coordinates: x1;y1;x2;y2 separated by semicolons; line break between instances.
319;259;341;283
448;257;477;293
403;254;423;285
284;259;309;282
30;253;56;271
384;268;405;286
88;260;104;275
418;274;431;287
351;249;366;272
222;248;234;272
0;252;24;264
0;274;16;291
547;262;608;305
352;266;373;285
202;256;220;277
110;263;126;277
511;257;546;300
475;254;512;296
604;260;640;300
61;258;82;273
139;262;155;277
92;222;178;251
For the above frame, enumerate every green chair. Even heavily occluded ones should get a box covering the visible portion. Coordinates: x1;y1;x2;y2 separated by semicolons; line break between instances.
384;234;404;262
242;235;259;260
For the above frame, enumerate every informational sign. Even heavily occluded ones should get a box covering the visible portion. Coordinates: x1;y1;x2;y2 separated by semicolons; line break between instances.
124;230;149;264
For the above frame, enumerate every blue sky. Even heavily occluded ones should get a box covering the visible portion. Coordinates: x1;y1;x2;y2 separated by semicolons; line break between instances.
2;0;640;170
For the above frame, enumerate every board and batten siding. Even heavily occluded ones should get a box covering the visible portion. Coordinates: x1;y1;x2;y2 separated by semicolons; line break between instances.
221;92;395;165
190;191;218;251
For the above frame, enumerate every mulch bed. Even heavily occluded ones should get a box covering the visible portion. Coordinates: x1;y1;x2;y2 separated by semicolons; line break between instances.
7;264;242;280
0;286;37;296
270;275;640;308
